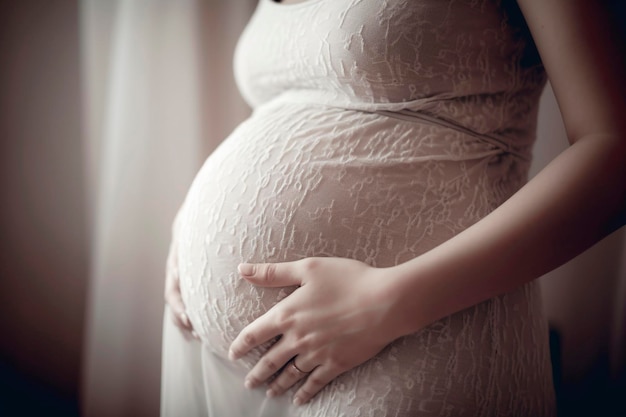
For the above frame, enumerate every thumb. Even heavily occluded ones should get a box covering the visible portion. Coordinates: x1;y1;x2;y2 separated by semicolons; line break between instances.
237;262;301;287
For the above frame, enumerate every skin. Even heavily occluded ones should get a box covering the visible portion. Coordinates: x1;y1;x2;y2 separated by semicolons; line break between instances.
165;0;626;407
277;0;310;4
164;210;199;340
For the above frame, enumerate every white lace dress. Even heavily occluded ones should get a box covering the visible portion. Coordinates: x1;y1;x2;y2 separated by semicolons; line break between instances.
161;0;556;415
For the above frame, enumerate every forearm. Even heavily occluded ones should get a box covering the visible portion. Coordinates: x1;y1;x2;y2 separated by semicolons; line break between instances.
388;133;626;336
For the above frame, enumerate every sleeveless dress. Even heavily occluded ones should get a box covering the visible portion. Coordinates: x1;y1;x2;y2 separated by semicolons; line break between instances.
161;0;556;416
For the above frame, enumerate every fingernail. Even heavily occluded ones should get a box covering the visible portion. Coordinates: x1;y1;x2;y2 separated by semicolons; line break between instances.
293;396;303;406
266;388;276;398
180;313;190;327
228;348;238;361
238;263;255;276
244;379;254;390
191;330;199;339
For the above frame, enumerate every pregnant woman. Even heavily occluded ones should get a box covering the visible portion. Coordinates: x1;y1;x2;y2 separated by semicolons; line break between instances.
162;0;626;416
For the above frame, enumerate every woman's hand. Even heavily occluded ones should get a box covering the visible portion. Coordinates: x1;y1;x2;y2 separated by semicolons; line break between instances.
228;257;406;406
164;218;198;339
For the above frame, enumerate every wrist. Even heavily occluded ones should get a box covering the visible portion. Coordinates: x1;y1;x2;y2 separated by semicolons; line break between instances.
378;262;433;338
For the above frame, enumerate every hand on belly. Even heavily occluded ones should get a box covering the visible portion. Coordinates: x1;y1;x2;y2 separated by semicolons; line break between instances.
228;257;405;407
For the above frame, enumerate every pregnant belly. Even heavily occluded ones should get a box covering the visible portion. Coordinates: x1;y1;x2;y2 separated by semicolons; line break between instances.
176;101;526;367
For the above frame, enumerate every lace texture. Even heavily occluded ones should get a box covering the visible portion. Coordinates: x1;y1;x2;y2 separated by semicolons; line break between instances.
173;0;555;415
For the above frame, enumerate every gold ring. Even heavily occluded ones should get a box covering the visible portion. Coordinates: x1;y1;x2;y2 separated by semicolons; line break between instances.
291;360;310;375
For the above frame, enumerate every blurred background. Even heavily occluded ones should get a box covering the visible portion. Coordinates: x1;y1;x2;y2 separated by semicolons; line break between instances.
0;1;623;416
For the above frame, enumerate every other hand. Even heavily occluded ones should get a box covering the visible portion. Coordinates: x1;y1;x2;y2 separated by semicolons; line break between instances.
228;257;403;406
164;235;198;339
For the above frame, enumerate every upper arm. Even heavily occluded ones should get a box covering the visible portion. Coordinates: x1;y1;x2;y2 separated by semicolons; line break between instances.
516;0;626;144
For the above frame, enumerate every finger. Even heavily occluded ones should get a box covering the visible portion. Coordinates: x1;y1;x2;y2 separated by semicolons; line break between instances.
229;310;283;360
266;358;314;398
170;309;193;332
168;301;192;331
243;338;298;389
293;365;337;406
165;306;198;342
164;242;194;330
237;260;304;287
167;300;199;340
165;272;193;333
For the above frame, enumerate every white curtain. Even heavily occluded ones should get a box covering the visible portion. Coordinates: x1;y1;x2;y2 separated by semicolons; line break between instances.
79;1;625;415
80;1;253;415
